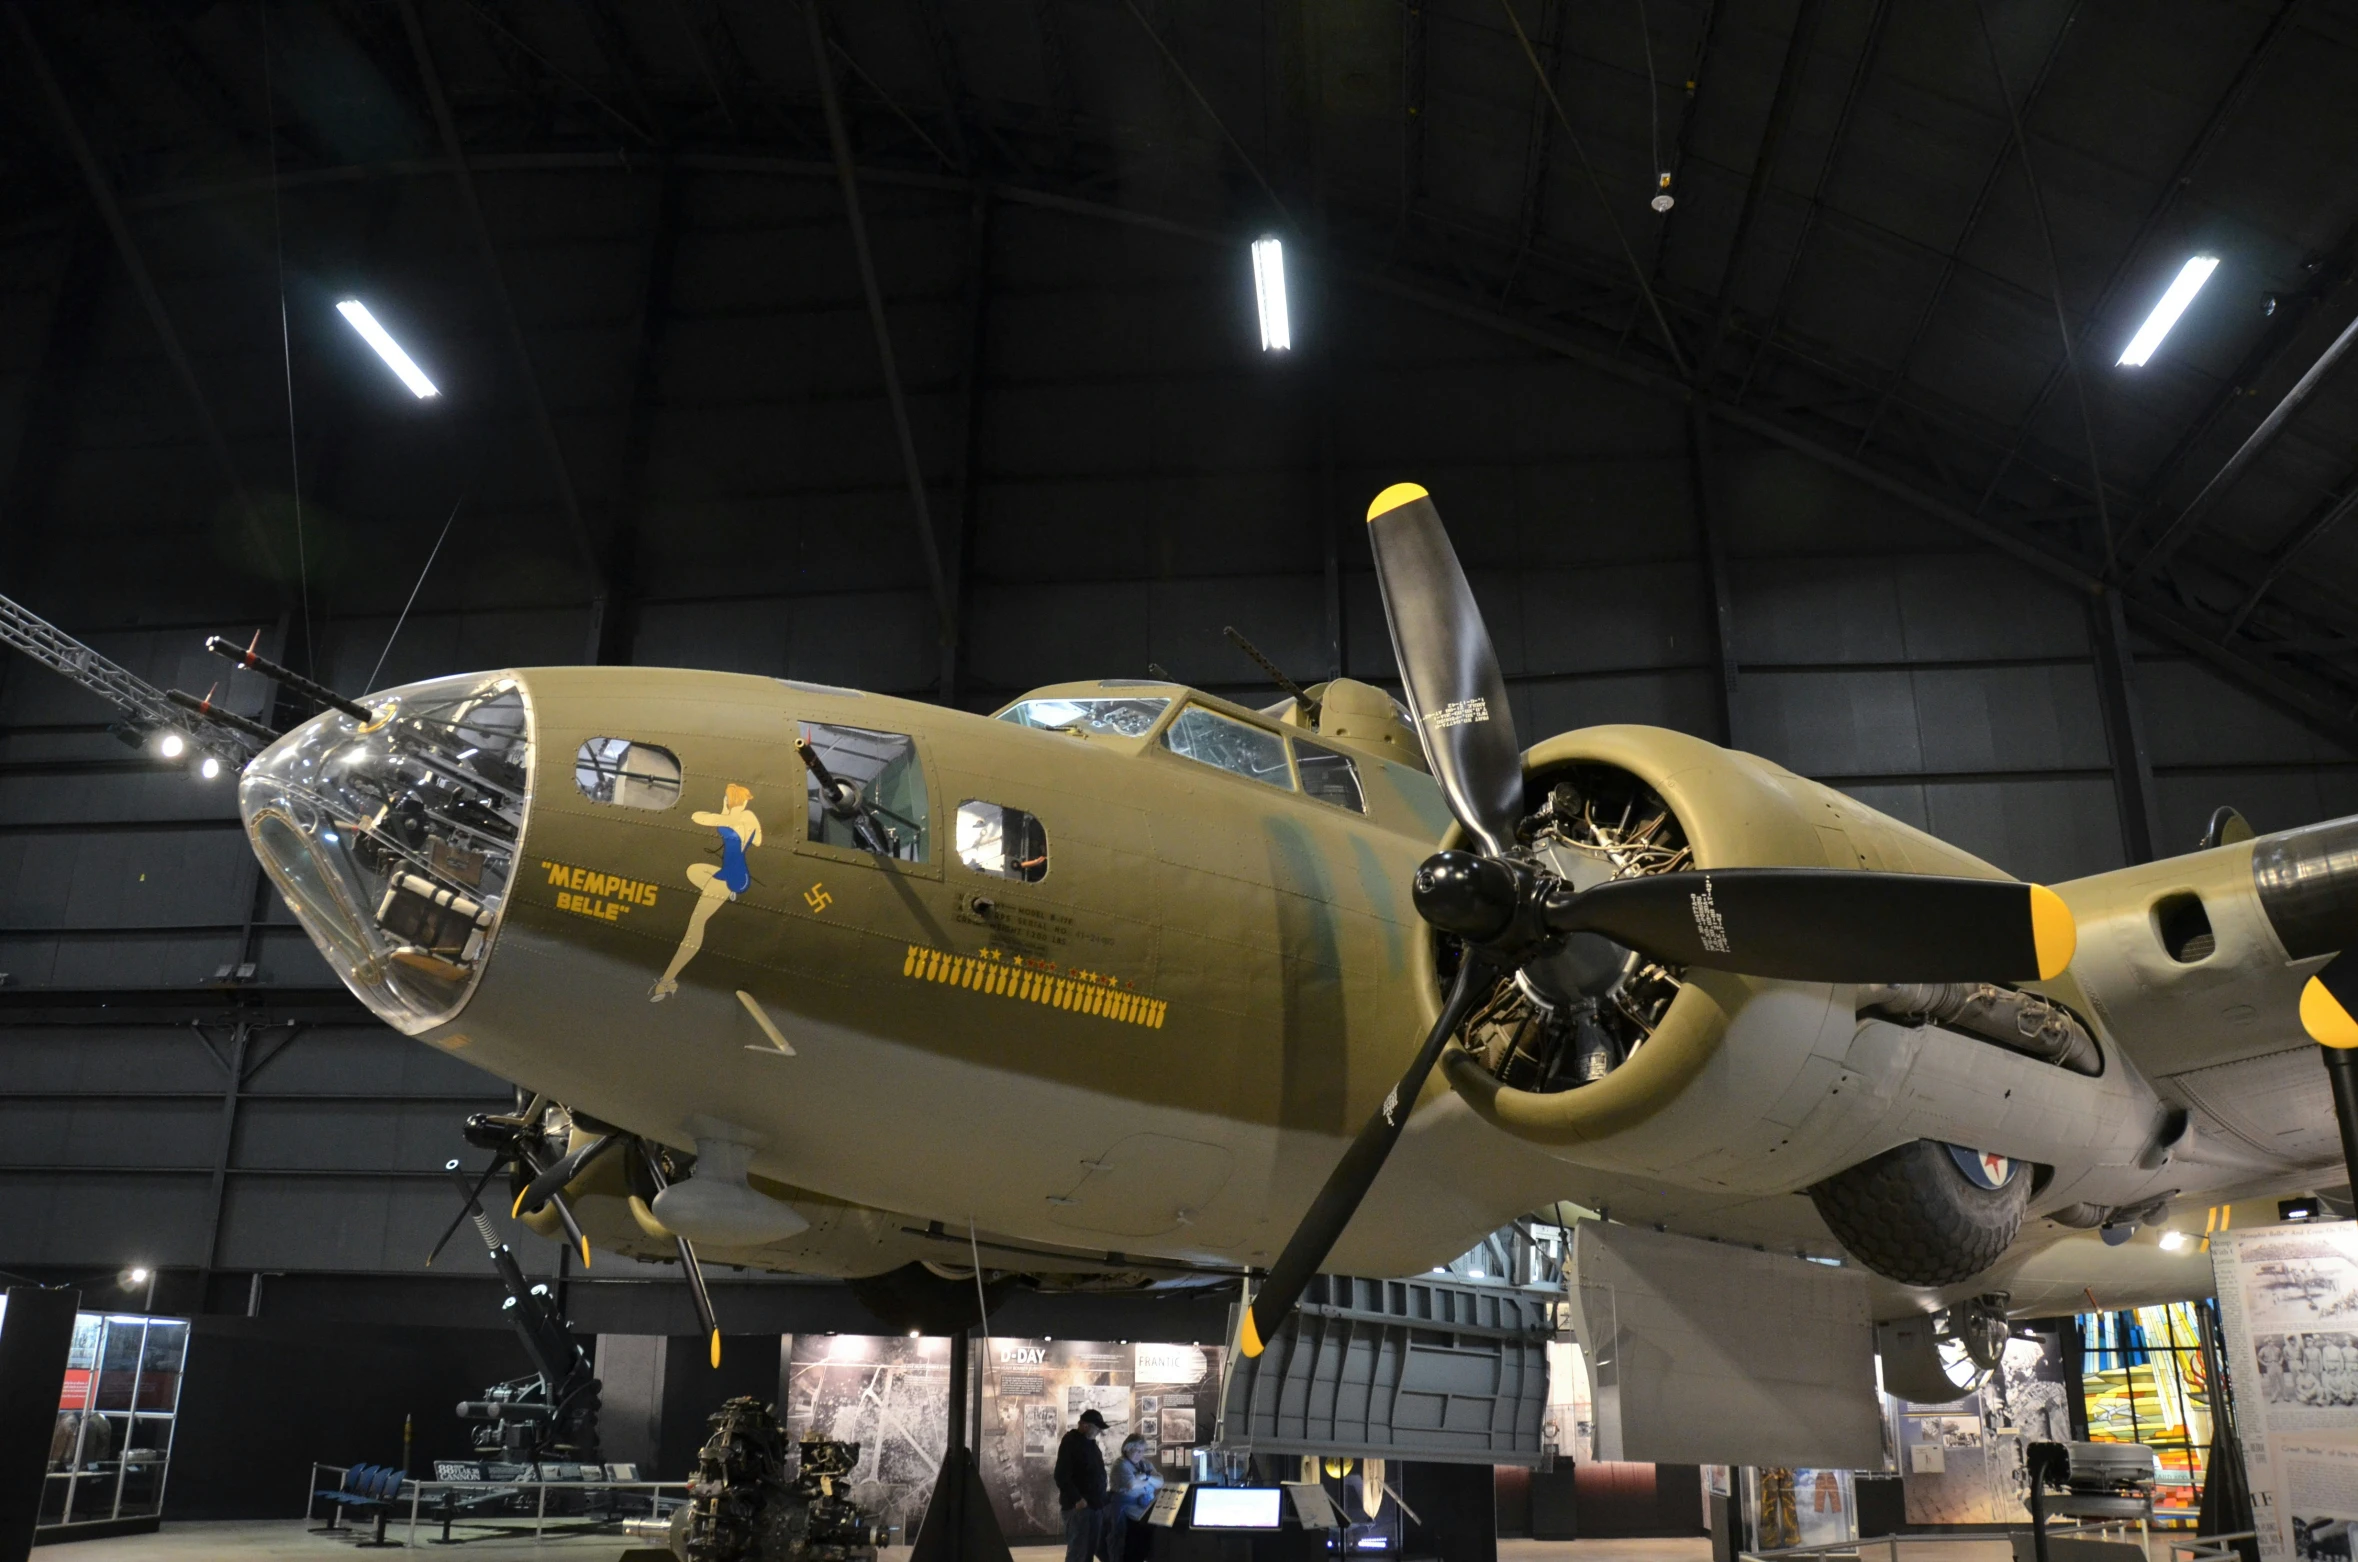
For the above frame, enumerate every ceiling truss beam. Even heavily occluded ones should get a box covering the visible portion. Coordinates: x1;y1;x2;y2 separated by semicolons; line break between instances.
10;10;280;587
13;141;2355;753
398;0;605;657
805;1;956;648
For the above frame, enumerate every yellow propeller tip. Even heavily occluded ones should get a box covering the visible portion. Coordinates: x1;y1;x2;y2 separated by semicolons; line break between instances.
2303;976;2358;1049
511;1190;528;1219
710;1330;723;1369
2028;884;2076;979
1238;1306;1265;1358
1366;483;1429;522
578;1237;592;1269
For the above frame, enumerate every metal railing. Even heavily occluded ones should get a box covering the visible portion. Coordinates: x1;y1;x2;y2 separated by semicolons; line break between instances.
1742;1522;2255;1562
307;1462;690;1548
1742;1532;2012;1562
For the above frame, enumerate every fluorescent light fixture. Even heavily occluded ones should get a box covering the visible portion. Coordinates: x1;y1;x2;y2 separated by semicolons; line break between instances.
337;300;441;397
2117;255;2219;367
1251;236;1291;352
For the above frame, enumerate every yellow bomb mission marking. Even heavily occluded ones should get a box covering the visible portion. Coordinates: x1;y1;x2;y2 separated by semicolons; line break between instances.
541;859;660;924
902;944;1167;1029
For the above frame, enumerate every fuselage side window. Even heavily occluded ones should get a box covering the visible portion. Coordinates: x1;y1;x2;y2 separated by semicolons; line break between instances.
998;697;1171;737
574;738;681;810
1162;706;1294;791
802;722;928;861
956;801;1048;883
1293;738;1365;812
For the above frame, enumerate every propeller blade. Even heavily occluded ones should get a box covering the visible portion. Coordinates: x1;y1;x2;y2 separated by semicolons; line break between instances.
679;1234;721;1369
638;1137;722;1365
511;1143;593;1269
1552;867;2077;983
2302;952;2358;1049
1364;484;1523;856
427;1157;505;1266
1241;957;1496;1357
514;1133;618;1218
547;1190;592;1270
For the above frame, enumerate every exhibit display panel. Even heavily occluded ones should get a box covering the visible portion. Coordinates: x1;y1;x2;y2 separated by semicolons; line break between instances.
777;1333;1227;1545
2211;1220;2358;1562
1882;1324;2072;1525
40;1312;188;1536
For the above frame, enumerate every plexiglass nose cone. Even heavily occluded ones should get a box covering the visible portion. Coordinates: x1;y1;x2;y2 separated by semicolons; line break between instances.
236;673;533;1034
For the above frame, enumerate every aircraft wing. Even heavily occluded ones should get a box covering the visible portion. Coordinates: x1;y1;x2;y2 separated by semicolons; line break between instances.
2054;822;2354;1176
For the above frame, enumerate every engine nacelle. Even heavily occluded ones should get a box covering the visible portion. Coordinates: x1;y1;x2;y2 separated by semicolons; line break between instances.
1439;723;2013;1147
1434;725;2172;1258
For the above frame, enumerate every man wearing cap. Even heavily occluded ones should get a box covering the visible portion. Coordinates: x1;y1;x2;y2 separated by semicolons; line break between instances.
1054;1408;1110;1562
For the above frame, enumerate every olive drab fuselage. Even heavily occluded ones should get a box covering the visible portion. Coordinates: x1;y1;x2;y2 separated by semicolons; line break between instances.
244;664;2338;1318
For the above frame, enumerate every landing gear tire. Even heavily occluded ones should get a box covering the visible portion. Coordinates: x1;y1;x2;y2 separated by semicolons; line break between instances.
1808;1139;2031;1286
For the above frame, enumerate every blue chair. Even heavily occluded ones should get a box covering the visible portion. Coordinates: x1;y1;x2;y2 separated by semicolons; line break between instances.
312;1462;409;1544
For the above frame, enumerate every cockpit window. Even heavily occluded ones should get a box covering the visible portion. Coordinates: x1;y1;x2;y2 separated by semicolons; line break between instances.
1163;706;1292;791
574;738;681;809
802;722;928;861
1293;738;1365;812
998;697;1170;738
956;801;1048;882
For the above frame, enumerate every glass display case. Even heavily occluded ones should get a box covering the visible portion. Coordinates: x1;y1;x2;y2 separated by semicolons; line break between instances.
40;1312;190;1536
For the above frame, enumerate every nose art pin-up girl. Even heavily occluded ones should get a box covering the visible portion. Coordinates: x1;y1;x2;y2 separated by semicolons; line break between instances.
650;783;760;1001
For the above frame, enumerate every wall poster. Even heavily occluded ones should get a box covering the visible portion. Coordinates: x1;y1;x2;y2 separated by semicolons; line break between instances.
975;1338;1226;1542
780;1335;1230;1545
2211;1220;2358;1562
1885;1329;2072;1524
780;1334;950;1548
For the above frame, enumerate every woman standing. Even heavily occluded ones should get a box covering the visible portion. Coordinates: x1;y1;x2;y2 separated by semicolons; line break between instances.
1106;1435;1161;1560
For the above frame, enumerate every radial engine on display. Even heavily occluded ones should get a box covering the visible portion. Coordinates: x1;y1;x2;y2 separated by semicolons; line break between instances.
676;1398;887;1562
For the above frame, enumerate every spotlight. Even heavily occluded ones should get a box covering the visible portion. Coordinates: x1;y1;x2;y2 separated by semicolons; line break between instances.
2159;1230;2191;1252
1250;237;1291;352
337;300;442;398
125;1267;150;1285
200;755;222;780
157;732;186;759
2118;255;2219;367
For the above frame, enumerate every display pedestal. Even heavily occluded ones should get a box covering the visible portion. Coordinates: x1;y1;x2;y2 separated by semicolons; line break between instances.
909;1448;1010;1562
908;1330;1012;1562
1155;1523;1327;1560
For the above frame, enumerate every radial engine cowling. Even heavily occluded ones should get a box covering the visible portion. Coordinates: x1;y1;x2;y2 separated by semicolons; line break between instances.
1437;724;2019;1146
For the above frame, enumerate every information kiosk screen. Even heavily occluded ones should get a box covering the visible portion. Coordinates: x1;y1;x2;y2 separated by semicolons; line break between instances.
1193;1487;1283;1529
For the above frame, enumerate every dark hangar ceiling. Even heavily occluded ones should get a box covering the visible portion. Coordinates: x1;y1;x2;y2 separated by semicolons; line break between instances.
1;0;2357;742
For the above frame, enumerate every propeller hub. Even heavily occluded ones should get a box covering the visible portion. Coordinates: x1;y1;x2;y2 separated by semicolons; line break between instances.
1412;850;1522;943
463;1112;523;1152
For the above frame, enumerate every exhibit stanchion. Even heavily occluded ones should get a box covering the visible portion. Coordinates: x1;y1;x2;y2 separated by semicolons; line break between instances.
2319;1041;2358;1200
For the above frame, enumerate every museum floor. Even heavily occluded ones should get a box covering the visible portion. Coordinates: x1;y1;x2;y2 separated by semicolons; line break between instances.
32;1527;2048;1562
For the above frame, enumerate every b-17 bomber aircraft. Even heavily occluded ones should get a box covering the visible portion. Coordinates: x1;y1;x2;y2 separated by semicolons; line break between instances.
179;483;2358;1371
